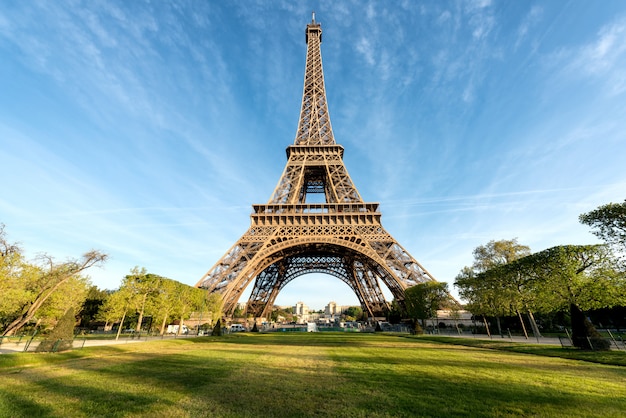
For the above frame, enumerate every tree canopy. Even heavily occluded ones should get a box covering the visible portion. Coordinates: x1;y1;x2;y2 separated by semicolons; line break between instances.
457;242;625;349
0;224;107;336
454;239;532;333
580;200;626;257
471;238;531;272
404;281;449;329
98;269;222;336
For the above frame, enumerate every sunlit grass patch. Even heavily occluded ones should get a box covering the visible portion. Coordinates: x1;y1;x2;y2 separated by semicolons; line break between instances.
1;333;625;417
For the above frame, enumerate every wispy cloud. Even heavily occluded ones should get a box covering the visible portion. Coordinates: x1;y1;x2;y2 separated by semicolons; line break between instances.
550;16;626;96
515;5;543;50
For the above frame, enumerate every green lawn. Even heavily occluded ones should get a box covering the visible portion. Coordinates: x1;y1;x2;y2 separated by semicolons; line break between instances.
1;333;625;417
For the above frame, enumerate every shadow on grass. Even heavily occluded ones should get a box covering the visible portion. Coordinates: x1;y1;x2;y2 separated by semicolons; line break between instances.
413;335;626;367
0;388;53;417
2;334;626;417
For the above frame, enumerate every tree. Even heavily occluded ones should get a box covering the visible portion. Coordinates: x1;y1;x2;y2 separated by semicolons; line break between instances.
148;278;178;335
521;245;623;349
471;239;531;272
204;292;223;326
79;286;110;329
97;284;135;340
36;276;90;330
117;267;162;333
580;200;626;257
404;282;449;331
0;239;40;331
344;306;364;321
455;267;511;336
171;284;209;336
454;239;531;335
1;224;107;336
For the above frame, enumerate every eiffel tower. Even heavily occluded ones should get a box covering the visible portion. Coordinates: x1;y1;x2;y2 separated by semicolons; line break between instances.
196;15;437;319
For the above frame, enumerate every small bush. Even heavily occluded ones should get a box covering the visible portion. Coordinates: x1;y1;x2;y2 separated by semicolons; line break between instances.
36;307;76;353
212;319;222;336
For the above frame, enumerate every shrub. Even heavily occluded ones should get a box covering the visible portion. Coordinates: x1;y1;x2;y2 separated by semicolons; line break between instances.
36;307;76;352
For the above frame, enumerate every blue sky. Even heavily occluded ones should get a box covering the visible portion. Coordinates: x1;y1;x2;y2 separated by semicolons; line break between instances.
1;1;625;310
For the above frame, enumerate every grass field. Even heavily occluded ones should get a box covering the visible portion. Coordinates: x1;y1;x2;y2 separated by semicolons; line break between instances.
1;333;625;417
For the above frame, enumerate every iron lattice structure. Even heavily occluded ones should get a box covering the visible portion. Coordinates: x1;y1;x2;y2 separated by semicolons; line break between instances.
196;17;438;318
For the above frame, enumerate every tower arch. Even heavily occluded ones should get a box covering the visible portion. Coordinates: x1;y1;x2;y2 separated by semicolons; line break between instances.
222;240;408;319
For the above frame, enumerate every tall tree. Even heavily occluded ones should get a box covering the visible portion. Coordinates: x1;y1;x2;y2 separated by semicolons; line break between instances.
455;267;514;335
36;307;77;353
171;284;207;335
455;239;531;335
0;235;39;330
520;245;623;313
122;268;162;332
147;277;178;335
1;225;107;336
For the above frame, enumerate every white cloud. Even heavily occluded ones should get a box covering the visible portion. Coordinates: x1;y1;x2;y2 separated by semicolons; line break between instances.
355;36;375;66
515;5;543;50
555;17;626;96
437;10;452;25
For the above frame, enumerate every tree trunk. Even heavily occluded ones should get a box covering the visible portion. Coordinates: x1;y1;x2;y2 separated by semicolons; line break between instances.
495;316;502;336
482;316;491;337
527;310;542;338
135;293;148;332
177;316;186;336
570;303;610;350
160;315;168;336
115;311;127;341
3;283;62;336
517;310;528;339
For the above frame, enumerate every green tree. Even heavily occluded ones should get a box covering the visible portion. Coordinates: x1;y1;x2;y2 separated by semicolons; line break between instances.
232;304;245;318
121;267;162;332
36;276;90;331
404;282;449;331
521;245;623;349
580;200;626;256
171;284;208;335
204;292;223;326
79;286;110;329
0;225;107;336
455;267;506;336
343;306;364;321
471;239;531;272
0;238;40;330
147;277;178;335
98;284;135;340
454;239;531;335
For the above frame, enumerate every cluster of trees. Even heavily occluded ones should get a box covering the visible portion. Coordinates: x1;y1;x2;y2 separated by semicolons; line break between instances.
0;224;221;338
453;200;626;349
1;224;108;337
98;268;222;337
